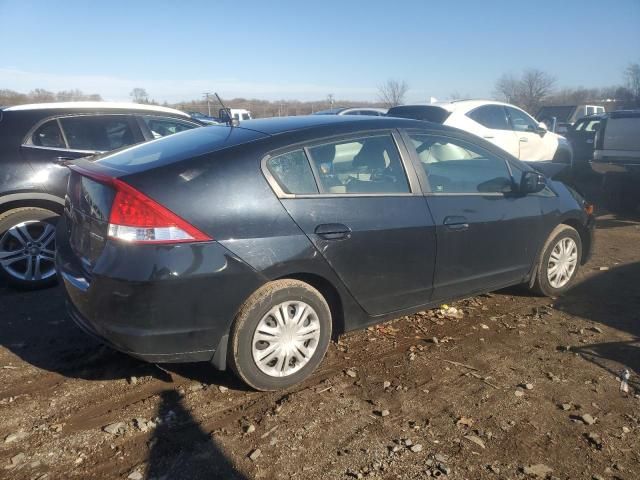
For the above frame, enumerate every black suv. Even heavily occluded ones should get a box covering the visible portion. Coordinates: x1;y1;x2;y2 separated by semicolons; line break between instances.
0;102;203;288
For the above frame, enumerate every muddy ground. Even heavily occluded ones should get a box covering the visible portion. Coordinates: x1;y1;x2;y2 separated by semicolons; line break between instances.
1;180;639;480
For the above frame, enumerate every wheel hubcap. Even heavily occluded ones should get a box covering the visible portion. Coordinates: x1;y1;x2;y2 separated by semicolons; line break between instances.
251;301;320;377
547;237;578;289
0;220;56;282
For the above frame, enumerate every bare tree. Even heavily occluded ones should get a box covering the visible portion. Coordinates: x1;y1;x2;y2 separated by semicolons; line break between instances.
130;87;149;103
519;69;556;113
493;73;521;104
378;79;408;107
625;62;640;100
494;69;555;113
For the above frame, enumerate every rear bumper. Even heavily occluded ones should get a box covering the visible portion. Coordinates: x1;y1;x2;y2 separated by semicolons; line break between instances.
56;217;265;365
591;161;640;176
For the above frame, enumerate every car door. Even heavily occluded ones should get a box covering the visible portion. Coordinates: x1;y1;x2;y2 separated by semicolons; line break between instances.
403;130;544;301
465;105;520;157
568;118;600;162
263;131;437;316
504;106;548;161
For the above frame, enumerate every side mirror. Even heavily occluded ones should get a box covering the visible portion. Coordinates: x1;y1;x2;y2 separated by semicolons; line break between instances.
538;121;547;131
520;171;546;194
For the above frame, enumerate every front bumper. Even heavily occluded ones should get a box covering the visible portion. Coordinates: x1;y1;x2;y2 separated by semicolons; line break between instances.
56;218;265;365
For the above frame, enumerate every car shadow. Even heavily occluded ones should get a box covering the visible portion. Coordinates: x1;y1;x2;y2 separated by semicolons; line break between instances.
0;280;242;390
554;261;640;386
145;389;249;480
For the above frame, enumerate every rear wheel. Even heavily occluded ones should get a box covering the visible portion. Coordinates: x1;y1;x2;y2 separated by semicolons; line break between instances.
228;279;332;391
530;224;582;297
0;207;59;289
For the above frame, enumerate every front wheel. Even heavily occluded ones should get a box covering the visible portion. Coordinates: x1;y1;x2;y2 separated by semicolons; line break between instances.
228;280;332;391
0;207;59;289
530;224;582;297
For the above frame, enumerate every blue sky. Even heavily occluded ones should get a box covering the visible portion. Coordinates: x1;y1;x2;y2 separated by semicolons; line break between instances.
1;0;638;103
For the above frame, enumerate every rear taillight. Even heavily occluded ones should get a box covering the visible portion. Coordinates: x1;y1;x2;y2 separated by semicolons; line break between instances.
68;165;212;244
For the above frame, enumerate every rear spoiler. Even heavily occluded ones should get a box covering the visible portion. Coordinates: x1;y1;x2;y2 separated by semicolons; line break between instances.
524;161;569;179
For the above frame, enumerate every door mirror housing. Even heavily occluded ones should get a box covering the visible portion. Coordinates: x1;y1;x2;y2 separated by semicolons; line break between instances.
520;171;546;194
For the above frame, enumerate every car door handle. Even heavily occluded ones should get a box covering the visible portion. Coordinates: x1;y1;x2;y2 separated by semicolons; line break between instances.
519;137;528;143
56;156;74;163
314;223;351;240
443;216;469;231
483;136;495;139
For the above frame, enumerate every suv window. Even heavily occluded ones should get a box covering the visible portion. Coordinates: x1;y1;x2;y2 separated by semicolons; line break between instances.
408;133;513;194
307;135;410;194
266;150;318;194
505;106;538;132
142;116;198;139
59;115;135;152
467;105;510;130
31;120;65;148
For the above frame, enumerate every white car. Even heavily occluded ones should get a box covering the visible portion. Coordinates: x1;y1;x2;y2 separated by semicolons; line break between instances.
388;100;572;164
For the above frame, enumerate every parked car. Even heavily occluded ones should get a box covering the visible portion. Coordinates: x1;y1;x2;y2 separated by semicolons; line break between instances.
187;111;221;125
57;115;594;391
387;100;573;165
0;102;203;288
536;105;606;134
591;110;640;212
565;114;604;170
314;107;388;116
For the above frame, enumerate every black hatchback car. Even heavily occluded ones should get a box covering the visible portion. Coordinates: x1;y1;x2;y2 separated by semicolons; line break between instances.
0;102;202;288
56;115;594;390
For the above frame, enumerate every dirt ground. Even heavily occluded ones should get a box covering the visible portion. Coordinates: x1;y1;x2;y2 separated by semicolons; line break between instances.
1;179;639;480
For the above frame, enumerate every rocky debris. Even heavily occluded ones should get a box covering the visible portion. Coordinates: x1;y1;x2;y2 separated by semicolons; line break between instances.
515;390;525;397
589;326;603;333
50;423;63;433
4;431;27;443
383;380;391;389
376;409;390;417
188;383;204;392
571;413;596;425
522;463;553;478
128;376;138;385
410;444;423;453
218;385;229;393
464;434;486;449
559;403;572;411
586;432;603;449
133;418;155;433
103;422;127;435
244;424;256;434
248;448;262;461
4;453;26;470
456;416;474;428
345;369;357;378
127;470;143;480
521;383;534;390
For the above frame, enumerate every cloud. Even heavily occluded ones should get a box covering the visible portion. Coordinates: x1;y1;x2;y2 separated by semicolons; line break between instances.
0;67;382;102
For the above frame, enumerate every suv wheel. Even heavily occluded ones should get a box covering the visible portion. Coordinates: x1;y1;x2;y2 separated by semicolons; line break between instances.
531;224;582;297
0;207;59;289
228;279;332;391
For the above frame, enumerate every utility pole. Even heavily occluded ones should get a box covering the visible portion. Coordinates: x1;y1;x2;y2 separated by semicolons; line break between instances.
327;93;334;109
203;92;213;116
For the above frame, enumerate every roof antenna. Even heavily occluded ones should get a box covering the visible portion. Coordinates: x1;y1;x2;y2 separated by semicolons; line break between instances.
215;93;238;127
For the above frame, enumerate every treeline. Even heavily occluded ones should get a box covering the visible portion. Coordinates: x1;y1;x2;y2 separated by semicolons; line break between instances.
172;98;387;117
0;88;102;106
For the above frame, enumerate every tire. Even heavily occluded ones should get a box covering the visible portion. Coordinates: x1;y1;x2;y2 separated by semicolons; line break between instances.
0;207;59;289
228;279;332;391
530;224;582;297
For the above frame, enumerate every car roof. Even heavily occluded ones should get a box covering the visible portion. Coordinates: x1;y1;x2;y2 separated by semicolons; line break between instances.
1;101;189;117
239;114;438;135
393;100;514;113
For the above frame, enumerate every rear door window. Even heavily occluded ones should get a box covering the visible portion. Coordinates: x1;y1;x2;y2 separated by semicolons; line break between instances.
30;120;66;148
266;150;318;194
306;134;410;194
408;133;513;194
467;105;510;130
59;115;136;152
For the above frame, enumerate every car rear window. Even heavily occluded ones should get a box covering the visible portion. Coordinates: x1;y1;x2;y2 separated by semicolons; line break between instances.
95;126;268;173
387;106;450;123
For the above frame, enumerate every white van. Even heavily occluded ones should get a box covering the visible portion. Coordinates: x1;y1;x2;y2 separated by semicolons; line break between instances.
219;108;252;123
